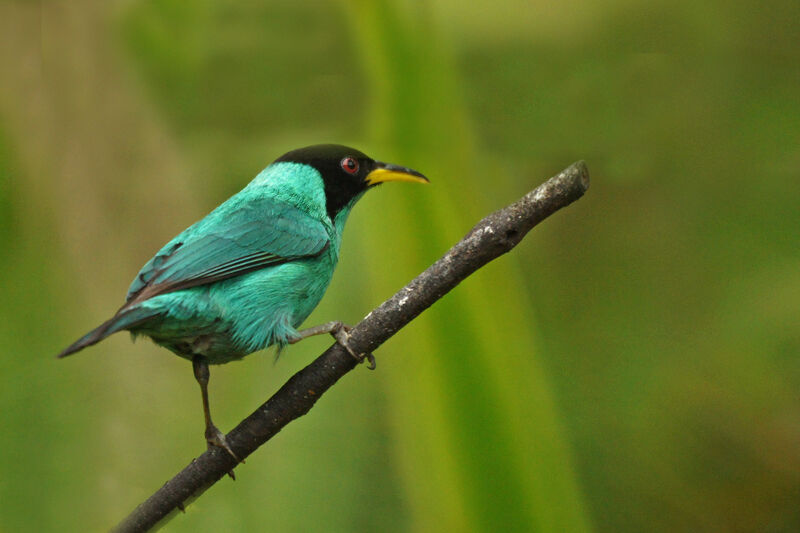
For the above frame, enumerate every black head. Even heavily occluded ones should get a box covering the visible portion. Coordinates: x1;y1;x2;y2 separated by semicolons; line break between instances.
275;144;428;221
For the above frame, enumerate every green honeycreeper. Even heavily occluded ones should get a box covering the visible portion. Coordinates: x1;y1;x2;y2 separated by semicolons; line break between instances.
57;144;428;458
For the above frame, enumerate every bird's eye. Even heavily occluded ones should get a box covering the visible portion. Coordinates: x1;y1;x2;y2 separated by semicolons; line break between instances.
340;157;359;175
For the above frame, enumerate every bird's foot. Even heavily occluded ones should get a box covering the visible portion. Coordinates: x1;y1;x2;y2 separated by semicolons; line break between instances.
331;323;376;370
205;423;242;464
291;321;376;369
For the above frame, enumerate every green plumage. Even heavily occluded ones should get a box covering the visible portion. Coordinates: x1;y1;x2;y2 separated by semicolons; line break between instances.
60;159;363;362
130;162;359;363
57;144;427;456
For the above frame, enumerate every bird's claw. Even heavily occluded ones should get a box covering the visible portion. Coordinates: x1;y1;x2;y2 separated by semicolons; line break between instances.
205;424;242;464
332;324;376;370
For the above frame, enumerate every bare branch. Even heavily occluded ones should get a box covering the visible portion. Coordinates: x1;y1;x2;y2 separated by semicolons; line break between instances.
113;161;590;533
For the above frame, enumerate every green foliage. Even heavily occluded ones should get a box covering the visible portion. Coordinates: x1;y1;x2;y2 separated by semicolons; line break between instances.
0;129;14;251
1;0;799;531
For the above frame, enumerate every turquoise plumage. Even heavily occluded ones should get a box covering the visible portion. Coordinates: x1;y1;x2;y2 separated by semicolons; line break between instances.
129;162;352;362
57;144;427;458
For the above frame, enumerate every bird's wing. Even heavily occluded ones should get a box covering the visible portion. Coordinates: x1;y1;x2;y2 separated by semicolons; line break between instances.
125;195;329;304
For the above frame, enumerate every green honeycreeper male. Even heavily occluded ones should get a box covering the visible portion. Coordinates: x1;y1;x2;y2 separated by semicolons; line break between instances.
57;144;428;458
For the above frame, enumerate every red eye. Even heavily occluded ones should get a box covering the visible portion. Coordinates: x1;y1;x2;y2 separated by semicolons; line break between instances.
340;157;359;175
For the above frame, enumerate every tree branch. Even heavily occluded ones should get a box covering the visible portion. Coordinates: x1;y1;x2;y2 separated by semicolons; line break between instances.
113;161;590;533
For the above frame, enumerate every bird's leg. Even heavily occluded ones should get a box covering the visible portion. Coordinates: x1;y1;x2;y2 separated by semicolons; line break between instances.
290;321;376;370
192;356;241;464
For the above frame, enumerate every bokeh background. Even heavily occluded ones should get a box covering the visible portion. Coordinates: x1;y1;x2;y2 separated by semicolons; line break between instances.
1;0;798;531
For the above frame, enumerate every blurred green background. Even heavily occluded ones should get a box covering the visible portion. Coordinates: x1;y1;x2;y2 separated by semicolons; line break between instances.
1;0;798;531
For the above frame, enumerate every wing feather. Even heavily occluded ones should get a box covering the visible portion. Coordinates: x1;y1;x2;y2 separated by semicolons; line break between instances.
125;195;329;304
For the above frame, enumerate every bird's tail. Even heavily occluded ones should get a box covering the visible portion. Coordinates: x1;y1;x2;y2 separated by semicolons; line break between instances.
56;306;158;358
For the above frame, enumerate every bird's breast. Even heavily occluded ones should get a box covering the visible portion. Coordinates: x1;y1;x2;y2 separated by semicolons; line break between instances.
206;250;338;353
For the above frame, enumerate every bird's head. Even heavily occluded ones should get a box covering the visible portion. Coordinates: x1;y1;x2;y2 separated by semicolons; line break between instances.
275;144;428;221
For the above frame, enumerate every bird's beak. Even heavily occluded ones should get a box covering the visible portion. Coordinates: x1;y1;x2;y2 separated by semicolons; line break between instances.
365;161;429;186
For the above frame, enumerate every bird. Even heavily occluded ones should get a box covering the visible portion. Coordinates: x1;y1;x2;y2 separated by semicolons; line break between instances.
57;144;428;459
